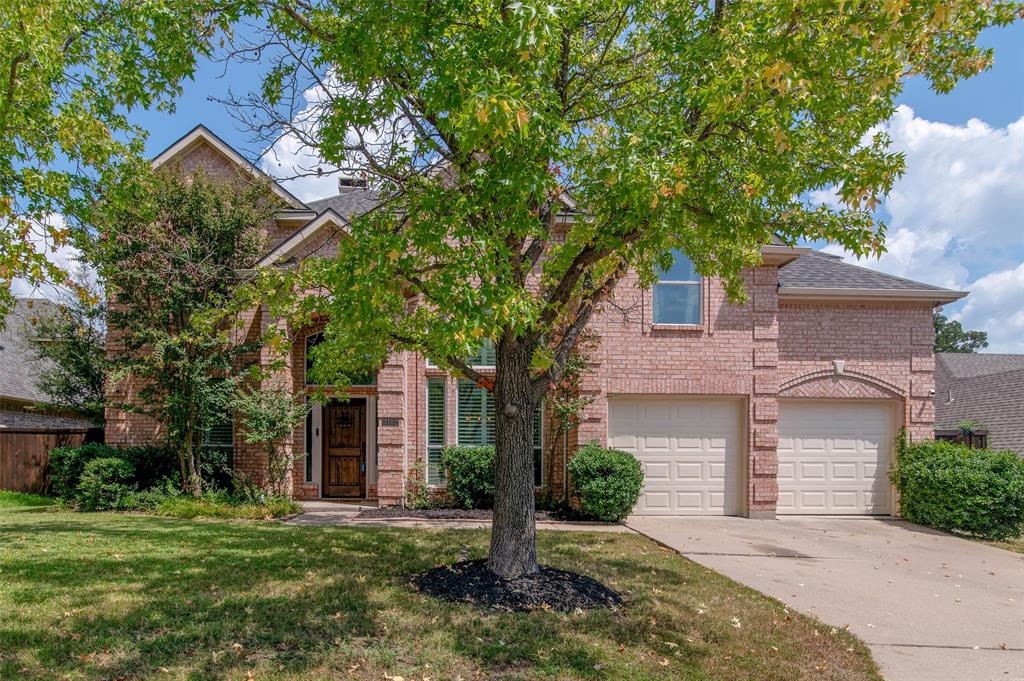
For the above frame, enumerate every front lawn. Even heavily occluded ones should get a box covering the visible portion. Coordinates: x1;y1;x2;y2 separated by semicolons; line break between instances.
0;508;881;681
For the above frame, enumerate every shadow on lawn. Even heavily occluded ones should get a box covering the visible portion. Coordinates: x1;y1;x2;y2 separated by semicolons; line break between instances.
0;514;696;680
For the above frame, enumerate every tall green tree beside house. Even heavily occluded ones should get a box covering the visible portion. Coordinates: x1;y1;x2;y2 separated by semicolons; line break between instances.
933;311;989;353
95;170;275;496
0;0;233;320
231;1;1018;577
26;275;107;422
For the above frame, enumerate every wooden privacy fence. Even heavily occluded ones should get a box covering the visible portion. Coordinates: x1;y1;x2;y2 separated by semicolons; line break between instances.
0;427;94;494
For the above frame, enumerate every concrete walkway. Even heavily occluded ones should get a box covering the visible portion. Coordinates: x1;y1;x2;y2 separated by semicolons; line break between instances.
285;501;630;532
626;516;1024;681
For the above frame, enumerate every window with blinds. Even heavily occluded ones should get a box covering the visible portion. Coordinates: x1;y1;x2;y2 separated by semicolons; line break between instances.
455;379;543;486
203;418;234;468
426;338;496;368
426;378;446;484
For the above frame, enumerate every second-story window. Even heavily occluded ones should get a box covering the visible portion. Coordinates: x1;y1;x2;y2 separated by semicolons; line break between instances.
653;250;701;325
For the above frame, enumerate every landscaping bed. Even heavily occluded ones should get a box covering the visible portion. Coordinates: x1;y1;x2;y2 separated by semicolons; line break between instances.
0;506;882;680
358;506;554;521
413;558;623;612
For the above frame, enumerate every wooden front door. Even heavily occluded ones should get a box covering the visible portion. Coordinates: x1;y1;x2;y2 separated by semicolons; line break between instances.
322;400;366;498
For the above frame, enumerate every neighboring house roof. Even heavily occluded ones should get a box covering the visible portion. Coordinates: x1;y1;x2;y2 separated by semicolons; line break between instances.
778;251;966;303
0;410;94;431
935;353;1024;455
0;298;55;404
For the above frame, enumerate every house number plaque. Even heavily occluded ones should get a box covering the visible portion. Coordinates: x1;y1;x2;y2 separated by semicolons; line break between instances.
379;416;400;427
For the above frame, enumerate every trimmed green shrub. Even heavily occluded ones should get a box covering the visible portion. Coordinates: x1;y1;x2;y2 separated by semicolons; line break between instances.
891;435;1024;541
441;445;496;509
568;443;643;522
50;443;176;501
76;457;136;511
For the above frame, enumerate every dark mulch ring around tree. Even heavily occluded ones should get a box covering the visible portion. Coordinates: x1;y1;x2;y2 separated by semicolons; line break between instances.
411;558;624;613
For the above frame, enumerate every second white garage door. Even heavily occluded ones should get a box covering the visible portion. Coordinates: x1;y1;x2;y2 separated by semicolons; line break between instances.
777;401;895;515
608;397;743;515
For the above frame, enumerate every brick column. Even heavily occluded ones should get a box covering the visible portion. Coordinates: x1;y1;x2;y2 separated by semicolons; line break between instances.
375;351;408;506
749;267;780;519
907;325;936;442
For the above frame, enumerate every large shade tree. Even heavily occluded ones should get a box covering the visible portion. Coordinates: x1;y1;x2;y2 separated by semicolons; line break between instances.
0;0;233;318
230;0;1018;578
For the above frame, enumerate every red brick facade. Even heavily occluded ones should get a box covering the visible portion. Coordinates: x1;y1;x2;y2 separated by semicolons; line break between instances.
106;134;940;516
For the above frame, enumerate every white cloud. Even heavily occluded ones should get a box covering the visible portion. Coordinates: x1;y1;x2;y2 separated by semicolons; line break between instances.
9;213;98;302
258;73;414;203
818;106;1024;352
952;263;1024;354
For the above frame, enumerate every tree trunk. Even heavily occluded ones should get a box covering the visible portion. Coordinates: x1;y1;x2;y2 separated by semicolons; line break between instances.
487;342;539;579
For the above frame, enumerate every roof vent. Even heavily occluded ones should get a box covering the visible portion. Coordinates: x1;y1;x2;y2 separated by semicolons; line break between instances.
338;169;368;191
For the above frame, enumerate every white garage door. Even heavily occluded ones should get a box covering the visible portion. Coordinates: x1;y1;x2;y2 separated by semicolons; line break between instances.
777;401;895;515
608;397;742;515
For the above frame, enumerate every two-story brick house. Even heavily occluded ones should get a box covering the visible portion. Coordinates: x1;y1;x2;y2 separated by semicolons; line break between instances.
105;126;966;518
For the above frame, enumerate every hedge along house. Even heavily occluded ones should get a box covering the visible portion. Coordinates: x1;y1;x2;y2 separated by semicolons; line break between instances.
106;127;967;517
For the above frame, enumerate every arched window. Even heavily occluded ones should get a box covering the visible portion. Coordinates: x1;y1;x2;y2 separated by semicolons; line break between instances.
653;250;701;325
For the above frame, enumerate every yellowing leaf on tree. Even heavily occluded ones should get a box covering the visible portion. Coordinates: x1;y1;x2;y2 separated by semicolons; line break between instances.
650;194;659;210
516;109;529;129
471;327;484;339
773;129;790;151
476;104;489;123
388;249;400;262
675;181;687;195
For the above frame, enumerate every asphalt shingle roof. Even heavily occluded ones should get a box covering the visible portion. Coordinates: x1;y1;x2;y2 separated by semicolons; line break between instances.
0;298;55;404
778;251;951;291
935;353;1024;455
306;189;380;221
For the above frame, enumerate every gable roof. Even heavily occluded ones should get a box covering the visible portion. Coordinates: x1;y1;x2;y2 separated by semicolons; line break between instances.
151;125;308;210
935;353;1024;455
778;251;966;303
0;299;55;404
255;209;350;267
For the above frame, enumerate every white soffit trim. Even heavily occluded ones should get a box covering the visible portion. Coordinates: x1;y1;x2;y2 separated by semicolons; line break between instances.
760;245;811;266
150;125;307;209
779;287;967;304
256;209;349;267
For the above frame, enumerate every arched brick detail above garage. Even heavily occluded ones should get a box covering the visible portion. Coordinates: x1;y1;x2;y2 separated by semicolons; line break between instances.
778;369;905;400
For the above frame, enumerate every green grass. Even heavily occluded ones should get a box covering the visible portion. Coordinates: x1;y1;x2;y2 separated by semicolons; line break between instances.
0;508;881;681
0;490;55;508
148;495;301;519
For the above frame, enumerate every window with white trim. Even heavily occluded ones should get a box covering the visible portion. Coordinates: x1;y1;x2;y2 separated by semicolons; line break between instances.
304;397;313;483
426;339;496;368
426;378;446;485
653;250;702;325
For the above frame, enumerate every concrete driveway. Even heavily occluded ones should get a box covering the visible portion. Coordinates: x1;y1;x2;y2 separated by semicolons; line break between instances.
625;516;1024;681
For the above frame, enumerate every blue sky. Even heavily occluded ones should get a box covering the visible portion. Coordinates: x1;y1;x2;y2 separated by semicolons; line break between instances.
42;23;1024;352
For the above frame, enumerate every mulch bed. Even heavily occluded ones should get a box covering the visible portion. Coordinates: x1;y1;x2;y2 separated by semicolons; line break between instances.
357;507;555;521
411;558;624;612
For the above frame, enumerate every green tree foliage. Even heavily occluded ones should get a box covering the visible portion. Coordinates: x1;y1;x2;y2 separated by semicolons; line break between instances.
94;170;275;496
0;0;234;318
933;311;989;353
26;279;107;421
235;386;310;496
231;0;1018;577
